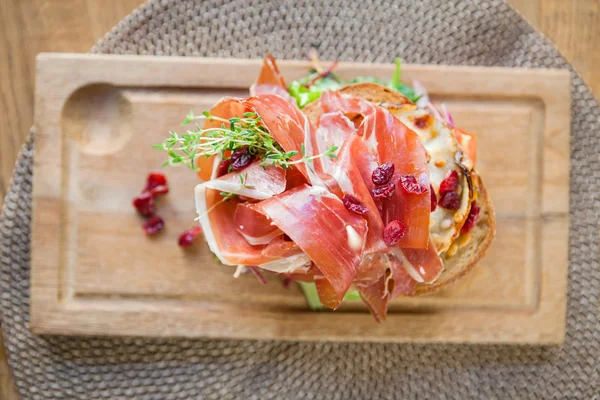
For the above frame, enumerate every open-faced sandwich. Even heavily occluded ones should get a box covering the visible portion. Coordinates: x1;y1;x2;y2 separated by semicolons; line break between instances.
156;54;495;321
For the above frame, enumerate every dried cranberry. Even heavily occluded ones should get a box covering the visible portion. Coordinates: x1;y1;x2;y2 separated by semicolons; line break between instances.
439;170;459;195
150;185;169;196
399;175;428;194
430;184;437;212
143;216;164;235
145;172;167;193
439;191;461;210
216;159;232;177
383;220;406;246
414;115;432;129
342;194;369;215
461;201;481;234
132;192;155;217
283;234;293;242
231;147;254;170
178;226;202;247
372;182;395;199
372;163;395;185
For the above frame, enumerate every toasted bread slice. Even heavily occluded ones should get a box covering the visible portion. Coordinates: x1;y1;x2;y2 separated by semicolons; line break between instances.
303;82;496;296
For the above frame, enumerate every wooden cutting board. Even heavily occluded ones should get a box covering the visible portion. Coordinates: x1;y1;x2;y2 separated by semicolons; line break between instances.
31;53;570;344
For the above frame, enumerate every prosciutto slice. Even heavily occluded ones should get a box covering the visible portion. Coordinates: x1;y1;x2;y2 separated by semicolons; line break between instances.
253;184;367;298
391;242;444;284
250;54;294;104
358;276;389;322
204;161;286;200
333;135;388;254
387;254;419;298
246;95;313;183
196;99;248;182
193;162;288;266
234;203;282;245
194;184;269;266
313;111;356;175
320;91;431;249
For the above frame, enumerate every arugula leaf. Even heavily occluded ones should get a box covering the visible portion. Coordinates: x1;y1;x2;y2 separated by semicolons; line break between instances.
289;77;342;108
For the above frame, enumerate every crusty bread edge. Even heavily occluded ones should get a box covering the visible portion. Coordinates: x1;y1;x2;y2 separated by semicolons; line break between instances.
303;82;496;296
412;175;496;295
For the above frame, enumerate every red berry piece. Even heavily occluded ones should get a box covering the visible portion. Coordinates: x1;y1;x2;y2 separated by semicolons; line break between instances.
342;194;369;215
132;192;155;217
178;226;203;247
143;216;164;235
439;170;459;195
372;163;395;186
372;182;395;199
231;147;254;170
399;175;428;195
383;220;406;246
145;172;167;193
430;184;437;212
439;191;461;210
461;201;481;234
150;185;169;196
216;159;232;177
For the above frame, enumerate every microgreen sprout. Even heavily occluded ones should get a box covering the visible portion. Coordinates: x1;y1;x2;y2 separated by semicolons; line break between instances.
154;110;338;171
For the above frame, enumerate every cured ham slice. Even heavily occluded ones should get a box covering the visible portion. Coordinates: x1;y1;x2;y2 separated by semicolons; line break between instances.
320;91;431;249
234;203;282;245
354;253;391;288
455;127;477;165
246;95;313;182
314;111;356;175
258;252;311;274
392;242;444;284
333;135;388;254
194;158;287;267
285;167;308;190
262;235;302;258
196;99;248;181
195;184;309;271
195;184;269;266
374;111;430;249
250;54;294;103
253;184;367;298
358;276;389;322
203;161;286;200
387;254;418;298
314;268;344;309
280;263;315;282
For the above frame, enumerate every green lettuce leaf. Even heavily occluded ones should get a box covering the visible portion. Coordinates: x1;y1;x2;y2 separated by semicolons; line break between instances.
297;281;361;310
288;58;420;108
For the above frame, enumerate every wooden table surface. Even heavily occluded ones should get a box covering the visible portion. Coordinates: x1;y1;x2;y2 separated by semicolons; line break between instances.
0;0;598;398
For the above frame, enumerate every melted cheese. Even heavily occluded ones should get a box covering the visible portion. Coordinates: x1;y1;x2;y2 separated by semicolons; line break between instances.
392;108;471;254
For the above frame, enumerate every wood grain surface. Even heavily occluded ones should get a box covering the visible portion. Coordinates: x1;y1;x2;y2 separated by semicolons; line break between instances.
0;1;597;399
29;54;570;344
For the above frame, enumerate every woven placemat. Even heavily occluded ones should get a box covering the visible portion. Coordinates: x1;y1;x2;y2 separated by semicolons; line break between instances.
1;0;599;398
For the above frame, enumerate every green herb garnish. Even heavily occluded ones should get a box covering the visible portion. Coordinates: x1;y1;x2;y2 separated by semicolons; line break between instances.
154;111;338;170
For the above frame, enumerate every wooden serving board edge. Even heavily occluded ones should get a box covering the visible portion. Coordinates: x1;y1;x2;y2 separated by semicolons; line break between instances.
30;53;570;344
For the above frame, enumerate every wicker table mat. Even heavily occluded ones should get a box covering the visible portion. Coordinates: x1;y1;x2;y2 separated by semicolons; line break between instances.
1;0;598;398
